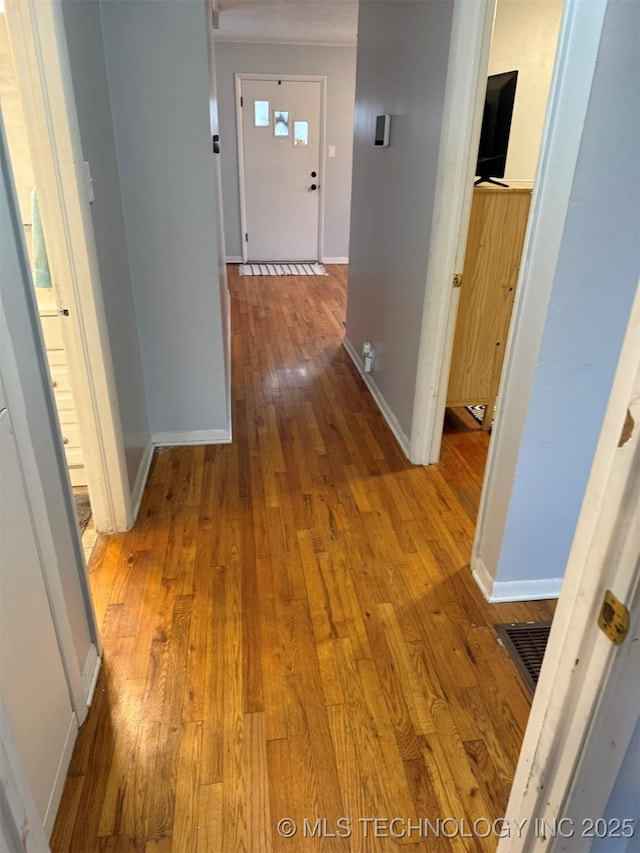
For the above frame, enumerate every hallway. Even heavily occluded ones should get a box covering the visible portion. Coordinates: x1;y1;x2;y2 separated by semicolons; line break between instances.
51;265;554;852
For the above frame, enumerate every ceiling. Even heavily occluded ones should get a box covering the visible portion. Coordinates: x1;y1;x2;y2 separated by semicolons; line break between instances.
215;1;358;46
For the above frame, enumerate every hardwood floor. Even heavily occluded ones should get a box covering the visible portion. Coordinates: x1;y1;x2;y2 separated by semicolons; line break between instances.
51;265;554;852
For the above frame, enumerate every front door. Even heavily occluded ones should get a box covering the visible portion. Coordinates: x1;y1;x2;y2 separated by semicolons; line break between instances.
239;77;322;262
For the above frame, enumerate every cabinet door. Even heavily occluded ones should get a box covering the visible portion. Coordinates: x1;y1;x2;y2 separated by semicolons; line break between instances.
447;188;531;407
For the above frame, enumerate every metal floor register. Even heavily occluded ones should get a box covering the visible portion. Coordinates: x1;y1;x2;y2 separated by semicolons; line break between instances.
494;621;553;695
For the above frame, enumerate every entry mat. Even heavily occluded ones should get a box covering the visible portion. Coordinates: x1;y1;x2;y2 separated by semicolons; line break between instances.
239;263;327;276
495;621;552;696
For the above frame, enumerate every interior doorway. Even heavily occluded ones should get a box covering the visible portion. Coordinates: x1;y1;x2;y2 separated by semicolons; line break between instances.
408;0;611;607
443;0;563;440
236;73;326;262
3;0;133;534
0;13;96;546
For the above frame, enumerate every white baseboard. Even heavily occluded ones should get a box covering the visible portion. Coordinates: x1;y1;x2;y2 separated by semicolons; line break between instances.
131;437;154;522
229;256;348;265
152;429;232;447
43;712;78;839
473;557;562;602
342;336;411;459
472;557;495;600
82;644;101;707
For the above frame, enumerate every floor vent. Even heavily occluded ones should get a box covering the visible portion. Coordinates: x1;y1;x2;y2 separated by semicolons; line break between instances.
495;621;552;695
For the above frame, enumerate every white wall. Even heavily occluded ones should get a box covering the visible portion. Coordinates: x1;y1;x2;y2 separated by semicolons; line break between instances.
488;0;563;182
61;0;150;489
477;0;640;595
346;0;454;441
99;0;230;438
215;41;356;261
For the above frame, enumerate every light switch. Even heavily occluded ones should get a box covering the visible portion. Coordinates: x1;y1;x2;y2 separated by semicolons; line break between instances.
327;145;336;158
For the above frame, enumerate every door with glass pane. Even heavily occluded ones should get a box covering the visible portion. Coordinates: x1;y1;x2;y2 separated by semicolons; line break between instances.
239;77;322;261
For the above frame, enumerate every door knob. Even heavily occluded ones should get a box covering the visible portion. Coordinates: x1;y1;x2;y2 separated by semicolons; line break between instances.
310;184;318;191
311;171;317;177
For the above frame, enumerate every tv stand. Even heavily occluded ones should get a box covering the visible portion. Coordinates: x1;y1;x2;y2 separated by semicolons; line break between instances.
474;176;509;188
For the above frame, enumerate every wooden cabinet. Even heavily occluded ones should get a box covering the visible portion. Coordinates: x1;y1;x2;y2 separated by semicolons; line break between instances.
447;186;532;425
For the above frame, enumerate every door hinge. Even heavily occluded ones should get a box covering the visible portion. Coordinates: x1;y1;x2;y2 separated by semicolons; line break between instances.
240;96;243;107
453;273;463;288
58;308;70;317
245;233;248;242
598;589;630;645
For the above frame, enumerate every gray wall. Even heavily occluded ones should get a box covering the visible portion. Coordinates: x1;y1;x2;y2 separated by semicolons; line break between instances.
345;0;454;439
215;41;356;260
99;0;229;435
61;0;149;489
487;0;640;587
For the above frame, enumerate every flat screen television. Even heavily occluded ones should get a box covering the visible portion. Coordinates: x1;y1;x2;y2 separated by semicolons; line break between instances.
475;70;518;187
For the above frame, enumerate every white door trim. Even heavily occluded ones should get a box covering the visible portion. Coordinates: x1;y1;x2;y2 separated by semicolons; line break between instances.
409;0;496;465
235;72;327;263
499;281;640;851
1;122;100;725
5;0;133;533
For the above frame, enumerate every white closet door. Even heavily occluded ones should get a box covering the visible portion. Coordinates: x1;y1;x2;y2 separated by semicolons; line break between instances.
0;403;77;834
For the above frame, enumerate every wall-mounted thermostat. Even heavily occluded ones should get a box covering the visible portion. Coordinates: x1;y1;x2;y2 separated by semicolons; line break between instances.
375;114;391;147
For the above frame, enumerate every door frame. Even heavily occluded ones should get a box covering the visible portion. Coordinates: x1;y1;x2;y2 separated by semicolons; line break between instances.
5;0;133;533
408;0;496;465
408;0;608;581
235;72;327;263
500;280;640;850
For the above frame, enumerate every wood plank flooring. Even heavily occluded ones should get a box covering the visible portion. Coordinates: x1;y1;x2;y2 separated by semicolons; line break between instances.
51;265;554;852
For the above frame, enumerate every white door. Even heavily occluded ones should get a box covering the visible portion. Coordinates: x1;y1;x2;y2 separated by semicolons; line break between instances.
0;401;77;835
239;77;322;262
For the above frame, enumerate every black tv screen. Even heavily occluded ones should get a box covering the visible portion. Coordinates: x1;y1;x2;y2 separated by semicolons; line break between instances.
475;70;518;186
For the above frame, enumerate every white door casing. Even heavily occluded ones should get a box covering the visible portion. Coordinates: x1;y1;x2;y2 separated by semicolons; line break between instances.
499;281;640;851
5;0;133;533
236;74;326;262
